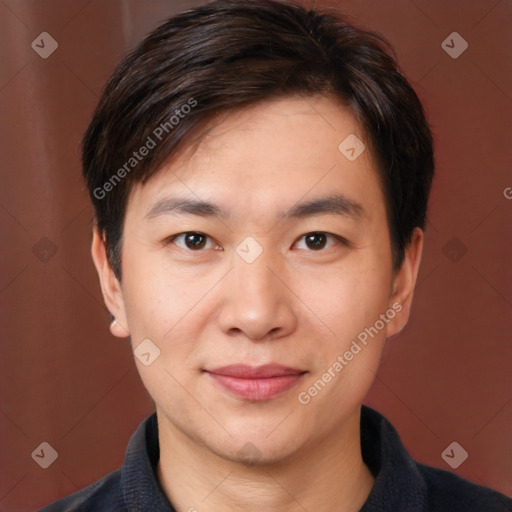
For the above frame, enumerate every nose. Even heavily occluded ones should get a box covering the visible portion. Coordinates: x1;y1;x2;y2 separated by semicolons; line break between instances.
216;250;298;341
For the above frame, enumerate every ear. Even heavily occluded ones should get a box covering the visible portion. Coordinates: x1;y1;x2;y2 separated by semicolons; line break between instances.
90;225;130;338
385;227;424;338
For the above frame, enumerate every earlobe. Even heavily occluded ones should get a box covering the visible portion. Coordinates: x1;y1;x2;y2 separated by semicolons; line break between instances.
90;226;130;338
385;227;424;338
110;318;130;337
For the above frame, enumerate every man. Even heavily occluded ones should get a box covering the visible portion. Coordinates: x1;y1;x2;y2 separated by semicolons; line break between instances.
40;0;511;510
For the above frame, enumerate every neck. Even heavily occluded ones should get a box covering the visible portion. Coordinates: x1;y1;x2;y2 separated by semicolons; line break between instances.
156;406;375;512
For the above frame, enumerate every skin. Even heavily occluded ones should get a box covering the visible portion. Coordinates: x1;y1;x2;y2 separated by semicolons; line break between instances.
92;95;423;512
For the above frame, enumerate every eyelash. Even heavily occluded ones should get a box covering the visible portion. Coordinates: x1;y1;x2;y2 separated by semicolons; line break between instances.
165;231;349;252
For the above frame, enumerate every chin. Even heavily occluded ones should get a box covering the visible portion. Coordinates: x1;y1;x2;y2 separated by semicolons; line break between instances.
211;436;302;467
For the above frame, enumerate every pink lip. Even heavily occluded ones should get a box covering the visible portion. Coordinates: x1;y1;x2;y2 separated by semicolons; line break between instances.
205;364;307;401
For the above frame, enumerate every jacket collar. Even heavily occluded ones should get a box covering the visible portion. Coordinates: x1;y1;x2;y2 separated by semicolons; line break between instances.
119;405;428;511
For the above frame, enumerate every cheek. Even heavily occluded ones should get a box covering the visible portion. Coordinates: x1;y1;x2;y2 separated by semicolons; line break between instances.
120;257;213;403
297;256;392;341
121;243;209;334
291;243;393;409
294;262;391;425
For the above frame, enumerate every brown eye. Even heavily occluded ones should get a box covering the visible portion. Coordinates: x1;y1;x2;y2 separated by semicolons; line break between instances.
304;232;328;250
294;232;346;251
172;232;214;250
184;233;206;249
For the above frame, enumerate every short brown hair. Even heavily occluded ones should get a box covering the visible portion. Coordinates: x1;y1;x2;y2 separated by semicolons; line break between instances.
82;0;434;279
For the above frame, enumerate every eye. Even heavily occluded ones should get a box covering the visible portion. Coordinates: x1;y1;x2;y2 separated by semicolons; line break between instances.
293;232;344;251
168;232;218;251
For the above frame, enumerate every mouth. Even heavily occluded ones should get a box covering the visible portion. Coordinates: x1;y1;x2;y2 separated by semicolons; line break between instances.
204;364;308;401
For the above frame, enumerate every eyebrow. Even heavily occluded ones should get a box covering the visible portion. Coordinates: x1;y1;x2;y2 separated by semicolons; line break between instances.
283;194;364;220
145;197;225;220
145;194;364;221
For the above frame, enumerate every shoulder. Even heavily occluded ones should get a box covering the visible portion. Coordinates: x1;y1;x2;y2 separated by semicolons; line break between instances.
360;405;511;512
38;468;124;512
417;462;512;512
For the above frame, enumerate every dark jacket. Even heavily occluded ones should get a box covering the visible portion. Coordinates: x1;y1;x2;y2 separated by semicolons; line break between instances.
39;405;512;511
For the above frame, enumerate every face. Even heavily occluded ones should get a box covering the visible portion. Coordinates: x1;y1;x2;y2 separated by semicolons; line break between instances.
93;95;422;464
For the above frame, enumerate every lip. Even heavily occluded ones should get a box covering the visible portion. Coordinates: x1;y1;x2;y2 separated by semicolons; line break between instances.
205;364;307;401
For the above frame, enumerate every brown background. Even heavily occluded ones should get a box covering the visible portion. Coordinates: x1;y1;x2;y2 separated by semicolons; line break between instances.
1;1;511;510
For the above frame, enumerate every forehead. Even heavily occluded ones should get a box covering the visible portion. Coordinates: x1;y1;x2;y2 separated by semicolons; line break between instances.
126;95;384;222
183;95;368;172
